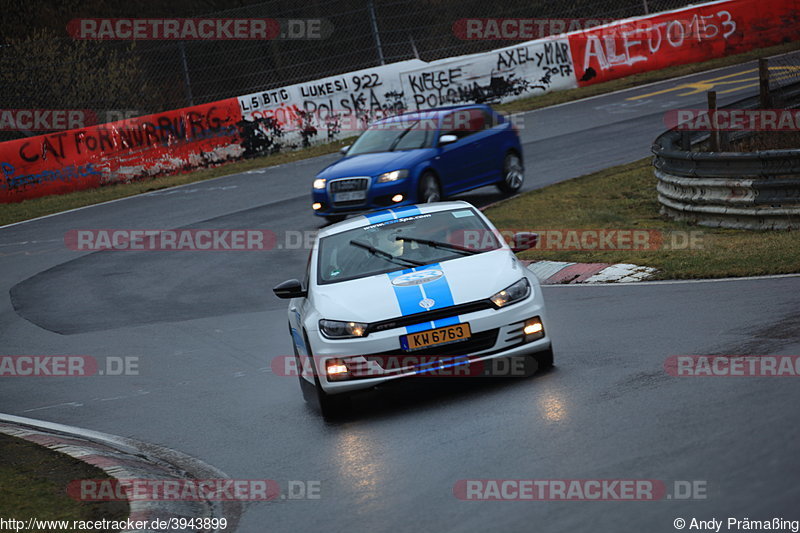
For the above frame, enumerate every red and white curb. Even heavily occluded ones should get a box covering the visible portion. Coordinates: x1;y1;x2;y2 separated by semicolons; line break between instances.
0;414;239;533
524;260;658;284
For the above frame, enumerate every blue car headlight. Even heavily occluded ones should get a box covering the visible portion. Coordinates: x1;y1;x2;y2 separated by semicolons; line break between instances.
490;278;531;308
313;178;327;190
376;169;409;183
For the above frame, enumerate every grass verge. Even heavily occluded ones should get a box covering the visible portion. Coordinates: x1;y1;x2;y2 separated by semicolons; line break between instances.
2;40;799;227
0;433;129;525
483;158;800;279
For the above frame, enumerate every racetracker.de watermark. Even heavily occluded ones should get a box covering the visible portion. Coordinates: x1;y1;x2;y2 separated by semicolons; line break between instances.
453;18;616;40
454;479;708;500
665;109;800;131
0;356;139;377
67;18;330;40
452;229;704;251
452;16;732;41
242;107;526;132
65;229;277;251
272;354;542;378
665;355;800;377
67;479;320;501
0;109;97;131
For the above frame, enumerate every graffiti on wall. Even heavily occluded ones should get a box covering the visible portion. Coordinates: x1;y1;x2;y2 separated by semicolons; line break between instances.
569;0;800;85
237;60;425;150
400;39;577;110
0;99;244;203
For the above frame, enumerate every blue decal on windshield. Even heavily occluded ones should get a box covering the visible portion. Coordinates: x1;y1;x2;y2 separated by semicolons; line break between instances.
364;210;396;224
389;205;421;218
364;205;422;225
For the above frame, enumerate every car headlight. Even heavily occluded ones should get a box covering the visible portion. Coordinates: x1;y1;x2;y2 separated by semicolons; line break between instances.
319;319;368;339
313;178;327;189
376;169;409;183
490;278;531;308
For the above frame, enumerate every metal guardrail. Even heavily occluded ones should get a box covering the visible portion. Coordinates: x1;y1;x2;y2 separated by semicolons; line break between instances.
652;79;800;230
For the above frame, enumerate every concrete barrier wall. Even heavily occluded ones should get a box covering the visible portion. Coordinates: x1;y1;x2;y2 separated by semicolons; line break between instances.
0;99;244;203
568;0;800;86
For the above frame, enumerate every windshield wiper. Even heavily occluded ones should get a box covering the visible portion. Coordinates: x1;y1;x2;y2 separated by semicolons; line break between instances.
349;240;426;267
395;235;478;255
387;122;418;151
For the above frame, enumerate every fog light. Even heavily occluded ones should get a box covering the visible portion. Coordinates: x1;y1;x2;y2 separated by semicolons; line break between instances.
391;194;404;203
524;322;542;335
326;359;349;380
312;202;322;210
523;317;544;339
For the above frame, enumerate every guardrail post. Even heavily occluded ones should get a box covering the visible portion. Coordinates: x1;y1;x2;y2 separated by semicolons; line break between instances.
680;130;691;151
179;42;194;107
368;1;386;66
708;91;719;152
759;58;771;109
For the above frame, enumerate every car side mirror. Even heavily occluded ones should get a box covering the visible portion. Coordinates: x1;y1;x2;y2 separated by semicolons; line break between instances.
439;134;458;146
273;279;307;299
510;232;538;252
340;145;350;155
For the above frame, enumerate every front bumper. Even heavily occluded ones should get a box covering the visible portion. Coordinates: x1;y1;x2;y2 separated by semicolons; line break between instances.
305;292;550;394
312;179;414;216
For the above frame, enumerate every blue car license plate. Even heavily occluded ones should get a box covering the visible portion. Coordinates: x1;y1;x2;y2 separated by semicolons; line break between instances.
334;191;366;202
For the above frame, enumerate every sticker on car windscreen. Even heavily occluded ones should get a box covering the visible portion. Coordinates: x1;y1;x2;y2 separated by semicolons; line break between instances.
452;210;474;218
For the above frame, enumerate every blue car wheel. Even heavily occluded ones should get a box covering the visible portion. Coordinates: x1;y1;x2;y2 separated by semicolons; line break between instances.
418;172;441;203
497;152;524;194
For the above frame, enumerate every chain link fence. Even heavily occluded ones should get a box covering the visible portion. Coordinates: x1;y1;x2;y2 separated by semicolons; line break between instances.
0;0;724;142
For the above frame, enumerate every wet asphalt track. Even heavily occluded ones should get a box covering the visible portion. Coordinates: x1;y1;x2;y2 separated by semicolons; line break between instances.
1;56;800;532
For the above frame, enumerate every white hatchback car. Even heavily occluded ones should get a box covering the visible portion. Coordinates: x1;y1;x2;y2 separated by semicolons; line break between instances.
274;201;553;417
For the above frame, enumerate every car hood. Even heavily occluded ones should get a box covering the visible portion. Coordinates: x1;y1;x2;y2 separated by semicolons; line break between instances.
317;150;434;179
311;249;527;324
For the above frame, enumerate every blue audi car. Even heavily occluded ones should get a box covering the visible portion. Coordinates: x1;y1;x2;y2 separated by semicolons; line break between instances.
311;104;524;223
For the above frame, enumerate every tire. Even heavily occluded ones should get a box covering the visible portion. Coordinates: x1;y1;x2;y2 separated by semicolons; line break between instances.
533;346;554;371
325;214;346;224
418;172;442;203
314;374;350;420
291;339;316;404
302;330;350;419
497;152;524;194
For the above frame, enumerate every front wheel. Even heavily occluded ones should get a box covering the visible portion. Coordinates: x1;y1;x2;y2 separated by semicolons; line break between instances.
300;330;350;418
418;172;442;203
533;346;554;371
497;152;524;194
314;372;350;419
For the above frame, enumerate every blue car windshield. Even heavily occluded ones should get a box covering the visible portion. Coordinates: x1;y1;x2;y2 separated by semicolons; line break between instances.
317;208;502;285
347;121;433;155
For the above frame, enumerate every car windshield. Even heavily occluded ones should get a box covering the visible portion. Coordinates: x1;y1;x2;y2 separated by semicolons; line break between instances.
317;207;502;284
346;120;433;155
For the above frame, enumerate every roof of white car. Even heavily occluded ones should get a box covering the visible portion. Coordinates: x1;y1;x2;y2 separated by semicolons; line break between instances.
317;201;478;239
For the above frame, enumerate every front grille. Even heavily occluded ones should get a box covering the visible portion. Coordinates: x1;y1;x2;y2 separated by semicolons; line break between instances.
367;300;495;333
367;328;499;361
329;177;369;192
